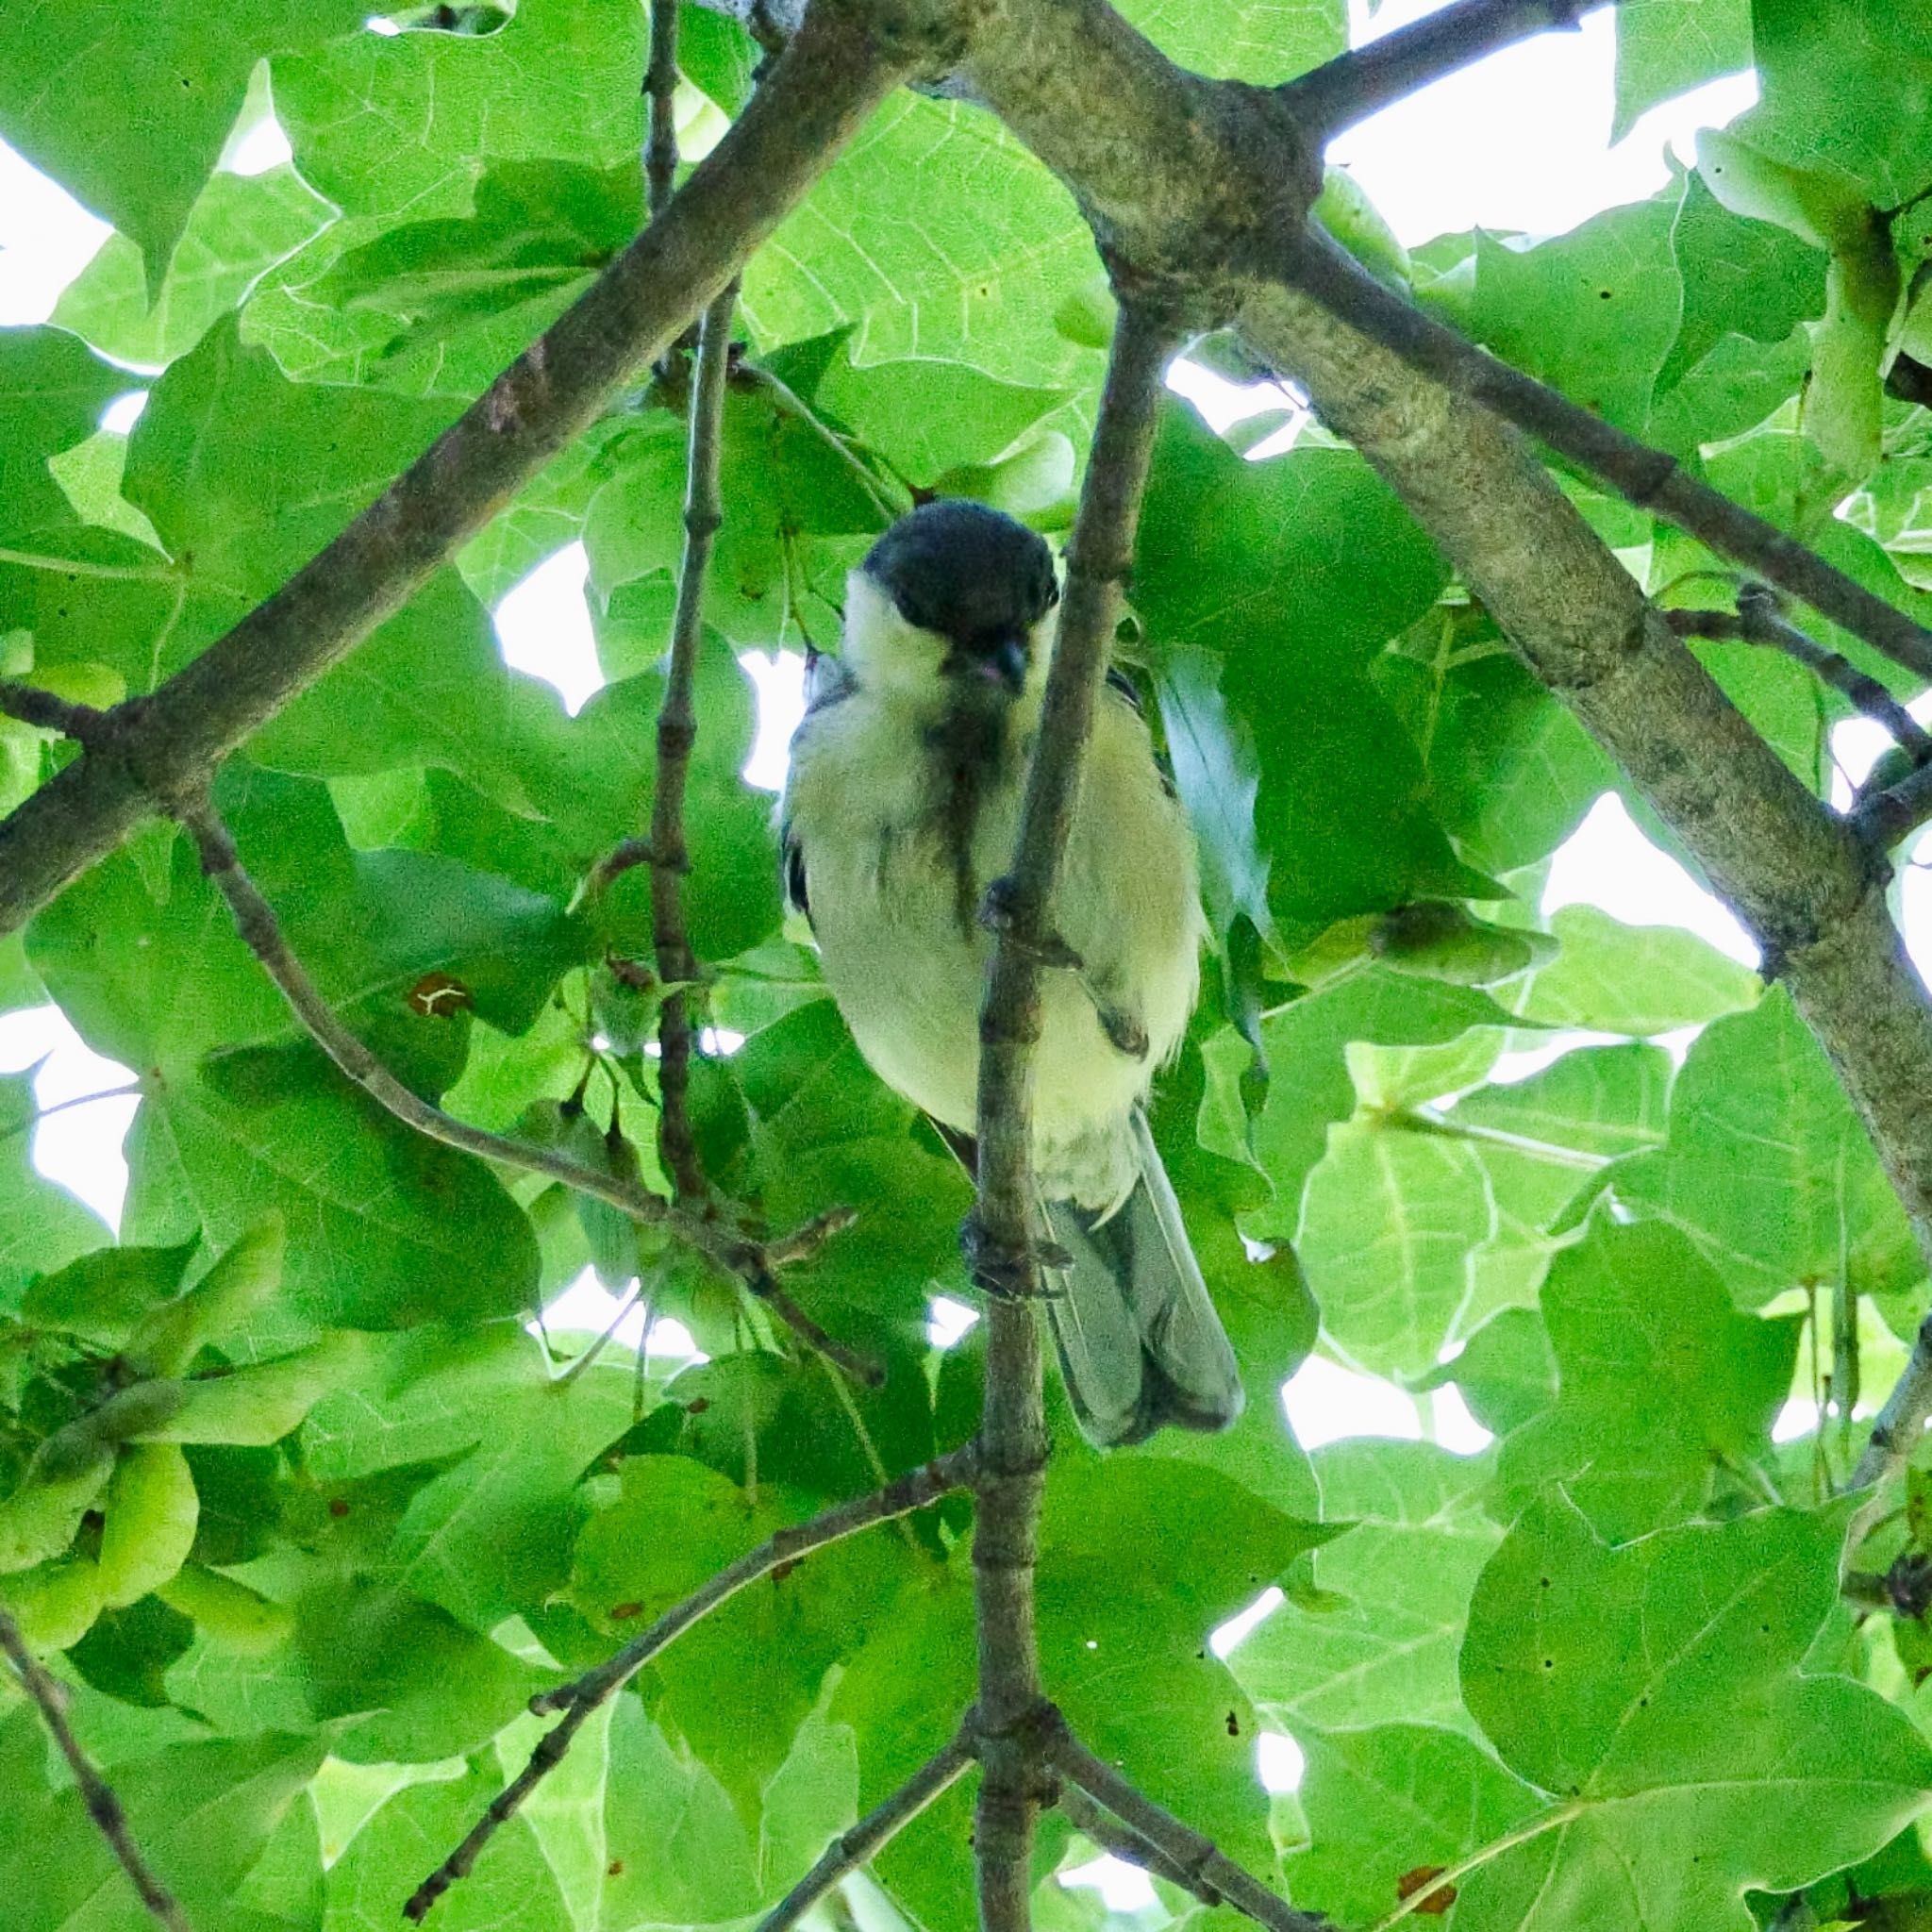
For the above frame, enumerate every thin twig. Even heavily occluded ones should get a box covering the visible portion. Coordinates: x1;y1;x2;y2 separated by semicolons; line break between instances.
1665;592;1932;764
1280;0;1600;142
588;836;658;892
0;1610;193;1932
1278;225;1932;685
406;1443;976;1919
177;792;878;1385
645;0;681;220
967;297;1173;1932
741;363;903;522
758;1724;978;1932
556;1274;650;1386
1058;1782;1217;1901
1858;763;1932;849
1849;1310;1932;1514
0;1;917;941
1044;1712;1328;1932
0;679;111;742
651;279;740;1204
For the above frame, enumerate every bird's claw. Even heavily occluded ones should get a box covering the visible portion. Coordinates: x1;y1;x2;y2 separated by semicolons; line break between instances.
961;1216;1069;1300
979;876;1084;972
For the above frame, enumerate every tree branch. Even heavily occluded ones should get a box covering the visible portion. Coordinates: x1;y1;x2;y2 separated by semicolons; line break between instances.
1665;590;1932;765
968;297;1172;1932
1044;1712;1327;1932
406;1443;976;1920
0;680;110;742
0;1610;193;1932
1058;1782;1223;1901
177;791;878;1384
0;0;925;941
1857;760;1932;849
1852;1311;1932;1494
758;1725;978;1932
1275;227;1932;684
645;0;681;220
1280;0;1601;142
650;280;739;1204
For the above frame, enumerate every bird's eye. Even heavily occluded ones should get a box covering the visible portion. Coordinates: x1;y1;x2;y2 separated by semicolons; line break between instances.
895;594;930;630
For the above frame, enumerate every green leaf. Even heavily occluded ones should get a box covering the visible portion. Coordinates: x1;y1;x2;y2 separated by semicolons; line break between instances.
273;0;647;225
0;1073;109;1308
317;1754;569;1924
1605;984;1923;1309
1492;1219;1799;1539
1661;169;1826;398
22;1239;196;1345
1451;1041;1673;1161
1458;1500;1932;1929
135;1053;540;1334
31;763;582;1092
1613;0;1752;142
249;571;582;822
1734;0;1932;209
1139;402;1486;943
584;378;887;654
52;163;334;369
298;1577;550;1762
1517;904;1761;1034
1244;971;1521;1232
573;1450;932;1826
1039;1459;1327;1870
1230;1441;1501;1734
308;158;643;391
1384;625;1616;877
0;1710;325;1929
741;96;1096;388
812;350;1072;490
0;327;127;543
1296;1114;1504;1381
388;1368;633;1634
1287;1722;1541;1926
1119;0;1343;80
0;1;366;285
1470;192;1685;437
1429;1306;1558;1439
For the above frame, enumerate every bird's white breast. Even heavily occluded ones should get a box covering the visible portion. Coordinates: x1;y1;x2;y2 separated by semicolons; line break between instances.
783;677;1204;1210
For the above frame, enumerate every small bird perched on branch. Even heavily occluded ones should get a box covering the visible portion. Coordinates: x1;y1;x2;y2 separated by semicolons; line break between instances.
779;499;1243;1447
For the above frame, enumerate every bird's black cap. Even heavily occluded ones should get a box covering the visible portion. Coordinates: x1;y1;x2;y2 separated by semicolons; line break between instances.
860;500;1058;649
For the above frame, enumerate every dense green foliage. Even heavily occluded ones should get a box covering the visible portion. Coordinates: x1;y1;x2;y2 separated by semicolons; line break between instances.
7;0;1932;1927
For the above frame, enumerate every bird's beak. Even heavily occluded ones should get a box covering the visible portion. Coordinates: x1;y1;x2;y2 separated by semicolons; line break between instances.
941;632;1028;696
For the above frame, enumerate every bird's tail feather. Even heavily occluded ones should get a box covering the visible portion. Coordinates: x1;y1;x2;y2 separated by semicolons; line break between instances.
1041;1112;1244;1449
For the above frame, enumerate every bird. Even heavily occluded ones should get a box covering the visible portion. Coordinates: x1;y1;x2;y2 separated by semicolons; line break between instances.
778;498;1244;1447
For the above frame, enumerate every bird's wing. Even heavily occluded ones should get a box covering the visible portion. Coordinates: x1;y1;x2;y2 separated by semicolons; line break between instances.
777;648;861;929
